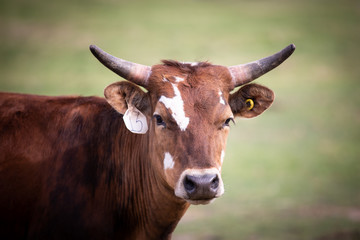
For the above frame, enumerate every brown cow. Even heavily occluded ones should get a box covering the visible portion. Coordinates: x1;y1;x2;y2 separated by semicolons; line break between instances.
0;44;295;239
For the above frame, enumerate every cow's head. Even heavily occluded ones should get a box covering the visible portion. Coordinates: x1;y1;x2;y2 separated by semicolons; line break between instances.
90;44;295;205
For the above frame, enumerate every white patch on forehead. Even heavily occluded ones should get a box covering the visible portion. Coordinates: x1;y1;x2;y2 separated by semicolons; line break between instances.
174;76;184;82
218;90;225;105
182;61;199;66
164;152;175;170
163;76;185;83
159;83;190;131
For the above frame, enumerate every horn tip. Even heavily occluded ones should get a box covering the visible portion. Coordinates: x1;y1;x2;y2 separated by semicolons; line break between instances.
89;44;98;54
289;43;296;52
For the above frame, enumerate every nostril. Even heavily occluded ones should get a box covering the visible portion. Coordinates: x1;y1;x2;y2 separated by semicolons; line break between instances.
210;175;219;191
184;175;196;194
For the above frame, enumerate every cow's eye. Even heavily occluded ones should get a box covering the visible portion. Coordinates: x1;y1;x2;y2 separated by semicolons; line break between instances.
223;117;234;128
154;114;166;127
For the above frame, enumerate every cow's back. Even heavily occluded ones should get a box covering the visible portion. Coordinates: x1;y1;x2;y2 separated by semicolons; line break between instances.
0;92;124;239
0;92;112;165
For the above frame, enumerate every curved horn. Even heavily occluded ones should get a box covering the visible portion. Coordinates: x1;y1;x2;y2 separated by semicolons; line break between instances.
90;45;151;87
229;44;295;87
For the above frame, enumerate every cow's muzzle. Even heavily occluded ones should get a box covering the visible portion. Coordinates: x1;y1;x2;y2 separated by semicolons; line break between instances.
175;168;224;205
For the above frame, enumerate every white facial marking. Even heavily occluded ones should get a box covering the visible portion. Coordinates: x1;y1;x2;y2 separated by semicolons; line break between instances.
219;150;225;171
174;76;184;82
182;61;199;66
218;90;225;105
164;152;175;170
221;150;225;164
159;83;190;131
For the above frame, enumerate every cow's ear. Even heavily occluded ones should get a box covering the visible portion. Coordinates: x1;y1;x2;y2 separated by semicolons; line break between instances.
229;83;274;118
104;81;150;116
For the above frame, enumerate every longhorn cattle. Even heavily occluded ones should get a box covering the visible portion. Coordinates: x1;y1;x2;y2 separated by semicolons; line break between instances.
0;44;295;239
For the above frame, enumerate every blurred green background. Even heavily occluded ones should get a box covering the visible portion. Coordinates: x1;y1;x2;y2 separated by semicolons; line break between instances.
1;0;359;239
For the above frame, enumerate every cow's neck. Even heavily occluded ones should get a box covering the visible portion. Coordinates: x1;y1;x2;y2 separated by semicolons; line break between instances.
110;127;189;239
140;166;190;239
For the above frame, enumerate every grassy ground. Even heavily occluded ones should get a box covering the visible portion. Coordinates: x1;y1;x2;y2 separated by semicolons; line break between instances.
1;0;359;239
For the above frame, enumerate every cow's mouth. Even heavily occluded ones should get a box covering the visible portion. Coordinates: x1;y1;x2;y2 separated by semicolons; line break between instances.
184;197;218;205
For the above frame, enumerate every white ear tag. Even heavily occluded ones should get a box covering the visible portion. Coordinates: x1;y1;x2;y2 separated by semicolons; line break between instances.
123;106;148;134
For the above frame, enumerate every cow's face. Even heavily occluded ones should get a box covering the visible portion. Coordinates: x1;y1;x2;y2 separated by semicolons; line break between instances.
90;44;294;205
147;63;234;204
103;62;274;205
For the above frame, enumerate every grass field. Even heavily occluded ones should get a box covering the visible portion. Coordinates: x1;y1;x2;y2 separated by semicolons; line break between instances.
1;0;360;239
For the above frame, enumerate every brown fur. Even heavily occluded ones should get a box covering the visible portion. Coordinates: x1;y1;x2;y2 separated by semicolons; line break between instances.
0;60;274;240
0;93;187;240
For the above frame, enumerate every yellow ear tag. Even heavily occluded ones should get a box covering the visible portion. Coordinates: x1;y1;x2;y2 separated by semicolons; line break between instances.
245;99;254;110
